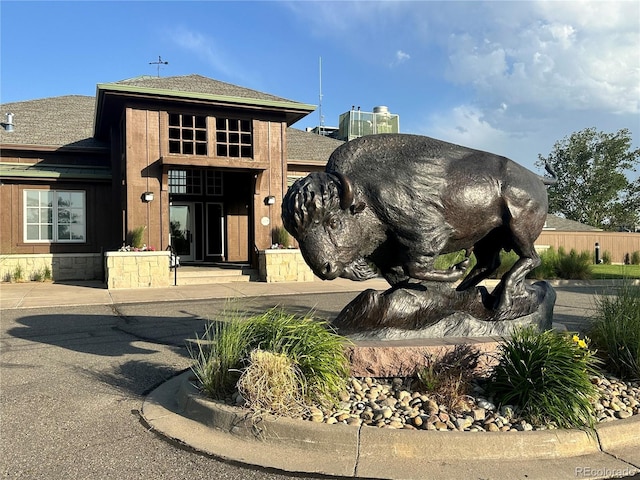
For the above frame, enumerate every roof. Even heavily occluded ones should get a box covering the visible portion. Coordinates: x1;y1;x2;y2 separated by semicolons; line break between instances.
544;215;602;231
286;128;344;165
0;96;107;149
110;75;298;104
94;74;316;136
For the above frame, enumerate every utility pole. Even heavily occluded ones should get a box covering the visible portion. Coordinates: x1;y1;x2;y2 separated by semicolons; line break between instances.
318;57;324;135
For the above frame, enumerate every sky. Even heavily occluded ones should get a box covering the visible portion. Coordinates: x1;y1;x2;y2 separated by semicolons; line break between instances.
1;0;639;176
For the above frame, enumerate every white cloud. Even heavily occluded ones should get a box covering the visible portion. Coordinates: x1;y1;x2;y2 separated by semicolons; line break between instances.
169;27;248;82
287;1;639;115
390;50;410;67
443;2;639;115
423;104;511;154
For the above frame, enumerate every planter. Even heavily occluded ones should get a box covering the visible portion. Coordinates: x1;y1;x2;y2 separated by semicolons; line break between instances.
258;249;315;283
104;251;171;289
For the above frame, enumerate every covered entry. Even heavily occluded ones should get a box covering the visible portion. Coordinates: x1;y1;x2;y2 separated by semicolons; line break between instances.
168;168;253;263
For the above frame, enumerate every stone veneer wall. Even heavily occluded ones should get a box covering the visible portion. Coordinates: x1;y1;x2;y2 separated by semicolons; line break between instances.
0;253;103;282
104;251;171;289
258;249;315;283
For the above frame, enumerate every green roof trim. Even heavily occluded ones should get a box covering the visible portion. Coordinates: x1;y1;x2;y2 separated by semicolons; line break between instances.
0;162;112;180
96;83;317;112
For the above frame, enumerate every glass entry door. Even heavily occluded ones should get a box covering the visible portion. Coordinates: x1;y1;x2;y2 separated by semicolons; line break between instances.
170;202;194;262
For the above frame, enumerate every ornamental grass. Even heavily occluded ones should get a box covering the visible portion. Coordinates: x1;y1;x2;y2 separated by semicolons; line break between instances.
589;284;640;380
487;327;601;429
415;344;480;413
188;307;350;410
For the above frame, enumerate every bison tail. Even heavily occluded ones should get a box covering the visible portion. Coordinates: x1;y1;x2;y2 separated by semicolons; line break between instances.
543;162;558;185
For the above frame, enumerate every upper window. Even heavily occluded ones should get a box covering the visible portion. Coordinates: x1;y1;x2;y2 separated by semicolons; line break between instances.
169;113;208;155
24;190;86;243
216;118;253;158
168;169;202;195
167;114;253;159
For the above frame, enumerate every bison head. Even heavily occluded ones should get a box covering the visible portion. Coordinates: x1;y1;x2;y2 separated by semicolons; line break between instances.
282;172;381;281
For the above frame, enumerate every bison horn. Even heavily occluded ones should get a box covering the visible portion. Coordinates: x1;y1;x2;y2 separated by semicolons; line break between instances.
334;172;354;210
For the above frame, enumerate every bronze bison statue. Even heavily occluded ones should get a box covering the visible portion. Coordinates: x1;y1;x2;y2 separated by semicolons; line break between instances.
282;133;556;311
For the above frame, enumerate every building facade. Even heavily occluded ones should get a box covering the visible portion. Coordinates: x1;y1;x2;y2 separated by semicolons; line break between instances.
0;75;343;280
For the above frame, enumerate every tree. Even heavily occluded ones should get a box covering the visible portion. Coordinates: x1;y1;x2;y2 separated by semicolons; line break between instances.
537;128;640;231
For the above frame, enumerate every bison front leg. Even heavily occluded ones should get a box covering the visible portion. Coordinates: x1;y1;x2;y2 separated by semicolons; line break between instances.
405;252;471;282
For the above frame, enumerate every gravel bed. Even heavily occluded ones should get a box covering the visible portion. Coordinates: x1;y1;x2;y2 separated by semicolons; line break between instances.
231;375;640;432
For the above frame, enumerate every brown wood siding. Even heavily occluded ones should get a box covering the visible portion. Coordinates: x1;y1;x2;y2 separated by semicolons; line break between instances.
0;181;117;254
250;120;288;251
536;231;640;264
124;108;165;250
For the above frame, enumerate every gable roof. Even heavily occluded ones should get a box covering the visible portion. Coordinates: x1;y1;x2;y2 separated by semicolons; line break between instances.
110;75;297;104
94;74;316;137
0;95;106;149
544;214;602;231
0;94;335;164
286;128;344;165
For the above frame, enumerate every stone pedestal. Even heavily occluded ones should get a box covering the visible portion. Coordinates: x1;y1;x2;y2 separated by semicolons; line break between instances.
334;281;556;340
345;336;501;378
104;251;171;289
258;249;315;283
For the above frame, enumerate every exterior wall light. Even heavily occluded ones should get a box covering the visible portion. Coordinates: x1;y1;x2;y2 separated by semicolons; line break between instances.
142;191;154;202
265;195;276;206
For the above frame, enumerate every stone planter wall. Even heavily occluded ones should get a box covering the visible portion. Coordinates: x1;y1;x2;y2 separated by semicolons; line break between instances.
258;249;315;283
0;253;102;282
104;251;171;289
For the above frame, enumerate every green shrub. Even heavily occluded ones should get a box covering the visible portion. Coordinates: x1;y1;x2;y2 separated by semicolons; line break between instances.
494;250;519;278
189;308;350;408
601;251;612;265
488;327;601;429
529;247;559;279
12;264;24;282
271;226;291;248
589;284;640;380
631;251;640;265
128;226;146;249
433;250;476;272
556;248;592;280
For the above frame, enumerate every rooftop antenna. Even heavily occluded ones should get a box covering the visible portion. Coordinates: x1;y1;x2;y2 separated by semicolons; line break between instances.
149;56;168;77
318;57;324;135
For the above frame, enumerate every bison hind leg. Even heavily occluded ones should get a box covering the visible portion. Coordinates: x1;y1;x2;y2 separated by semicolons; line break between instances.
457;238;502;292
497;252;541;305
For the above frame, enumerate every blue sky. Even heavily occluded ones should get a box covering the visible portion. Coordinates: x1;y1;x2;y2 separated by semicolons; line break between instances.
1;1;638;175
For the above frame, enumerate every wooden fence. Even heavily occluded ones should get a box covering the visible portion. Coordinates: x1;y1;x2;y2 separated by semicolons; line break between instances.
535;231;640;264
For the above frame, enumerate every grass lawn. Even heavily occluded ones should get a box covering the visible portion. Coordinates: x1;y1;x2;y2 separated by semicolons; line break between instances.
591;264;640;279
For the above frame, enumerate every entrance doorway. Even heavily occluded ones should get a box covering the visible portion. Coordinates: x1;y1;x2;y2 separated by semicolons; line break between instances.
167;168;252;264
170;201;226;263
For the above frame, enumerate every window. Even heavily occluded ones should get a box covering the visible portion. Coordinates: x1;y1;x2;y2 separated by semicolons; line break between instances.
206;170;223;196
168;169;202;195
169;113;207;155
24;190;85;242
216;118;252;158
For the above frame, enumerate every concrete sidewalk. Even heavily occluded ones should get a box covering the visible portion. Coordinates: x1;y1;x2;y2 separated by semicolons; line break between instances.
2;277;634;310
0;277;390;310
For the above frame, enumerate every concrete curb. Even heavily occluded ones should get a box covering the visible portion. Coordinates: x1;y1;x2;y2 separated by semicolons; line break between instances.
142;371;640;480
